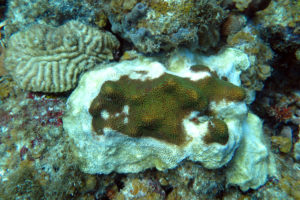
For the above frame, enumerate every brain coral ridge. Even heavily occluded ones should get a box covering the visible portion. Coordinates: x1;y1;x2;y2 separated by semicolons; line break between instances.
4;20;120;92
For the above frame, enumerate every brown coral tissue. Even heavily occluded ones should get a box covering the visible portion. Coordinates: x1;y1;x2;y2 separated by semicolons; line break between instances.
221;14;246;37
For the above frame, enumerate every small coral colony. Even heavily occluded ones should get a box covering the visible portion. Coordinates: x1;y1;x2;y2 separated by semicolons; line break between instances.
0;0;299;199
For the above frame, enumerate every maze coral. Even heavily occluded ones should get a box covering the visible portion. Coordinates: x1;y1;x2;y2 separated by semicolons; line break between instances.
4;20;119;92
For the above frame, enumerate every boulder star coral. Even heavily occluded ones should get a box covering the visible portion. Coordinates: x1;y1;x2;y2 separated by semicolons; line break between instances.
89;70;245;146
64;57;245;172
63;54;276;191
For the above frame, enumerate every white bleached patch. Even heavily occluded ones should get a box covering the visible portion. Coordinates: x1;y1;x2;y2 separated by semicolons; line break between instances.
101;110;110;120
122;105;129;115
167;48;250;86
183;117;209;138
197;48;250;86
210;100;248;119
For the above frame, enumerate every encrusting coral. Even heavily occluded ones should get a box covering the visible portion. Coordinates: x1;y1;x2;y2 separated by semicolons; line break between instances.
89;70;245;145
4;20;120;92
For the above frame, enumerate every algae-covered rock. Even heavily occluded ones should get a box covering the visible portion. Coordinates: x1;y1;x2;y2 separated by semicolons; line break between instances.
271;136;292;153
105;0;225;53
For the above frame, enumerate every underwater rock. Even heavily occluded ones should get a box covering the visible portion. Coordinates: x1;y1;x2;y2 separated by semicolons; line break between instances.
5;0;98;37
294;142;300;161
244;0;271;17
294;130;300;161
105;0;225;53
4;20;120;92
114;176;166;199
221;13;247;37
255;0;299;29
227;26;273;92
229;0;271;16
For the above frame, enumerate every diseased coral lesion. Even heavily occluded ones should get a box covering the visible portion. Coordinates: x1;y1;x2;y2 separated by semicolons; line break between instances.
89;67;245;145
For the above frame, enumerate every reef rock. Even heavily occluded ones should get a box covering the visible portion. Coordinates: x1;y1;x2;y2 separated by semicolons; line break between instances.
105;0;225;53
4;20;120;92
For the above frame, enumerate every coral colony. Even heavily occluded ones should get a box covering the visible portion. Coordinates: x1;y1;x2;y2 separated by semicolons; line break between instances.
0;0;300;199
5;21;119;92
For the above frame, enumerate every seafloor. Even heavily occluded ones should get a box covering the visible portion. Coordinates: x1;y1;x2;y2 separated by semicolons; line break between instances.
0;0;299;199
